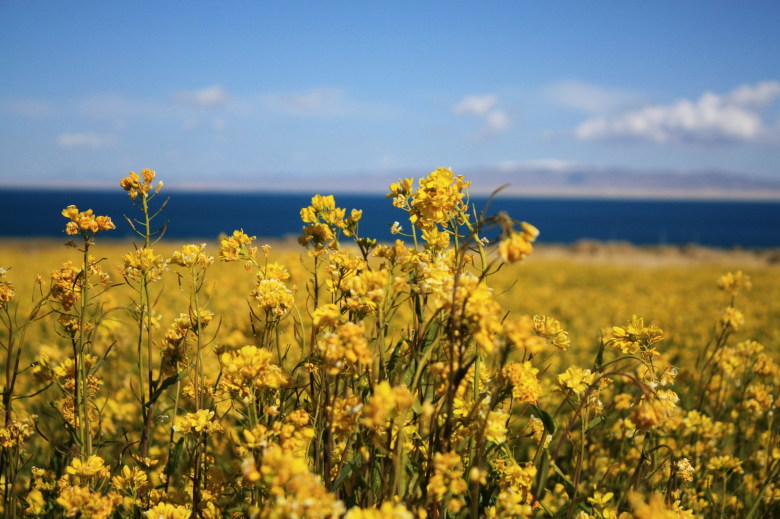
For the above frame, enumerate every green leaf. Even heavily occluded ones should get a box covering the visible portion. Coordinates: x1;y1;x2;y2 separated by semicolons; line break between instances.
146;371;188;408
552;461;576;498
585;415;606;433
534;449;551;501
533;405;556;434
594;339;606;371
164;437;185;478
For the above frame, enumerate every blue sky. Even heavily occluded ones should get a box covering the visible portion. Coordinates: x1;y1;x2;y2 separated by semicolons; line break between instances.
1;1;779;190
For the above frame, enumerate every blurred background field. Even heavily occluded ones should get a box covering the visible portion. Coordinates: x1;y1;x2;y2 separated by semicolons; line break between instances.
5;236;778;365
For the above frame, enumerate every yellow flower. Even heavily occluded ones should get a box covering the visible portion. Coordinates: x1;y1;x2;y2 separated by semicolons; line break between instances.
498;228;536;263
361;381;414;430
407;167;471;231
720;306;744;331
121;248;168;282
344;501;414;519
503;361;542;404
252;278;294;320
427;452;468;501
312;303;342;329
170;243;213;268
219;345;288;400
173;410;223;436
61;205;115;235
485;408;509;444
57;486;122;519
675;458;695;482
606;315;663;354
65;455;110;479
533;314;571;350
717;270;751;296
143;502;192;518
219;229;257;262
317;321;373;375
557;366;596;396
120;168;162;200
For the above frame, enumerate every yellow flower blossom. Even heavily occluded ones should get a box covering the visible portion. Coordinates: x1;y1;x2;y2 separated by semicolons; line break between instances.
57;485;122;519
62;205;115;236
219;229;257;262
143;502;192;518
606;315;663;354
170;243;213;268
504;361;542;404
120;168;162;200
557;366;596;396
0;267;14;306
717;270;752;296
219;345;288;400
533;314;571;350
173;410;223;436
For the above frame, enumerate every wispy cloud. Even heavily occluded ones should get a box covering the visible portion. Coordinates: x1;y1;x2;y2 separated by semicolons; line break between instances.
453;93;511;139
575;81;780;145
0;98;54;117
544;80;640;114
57;132;116;149
453;94;498;116
259;88;356;116
175;85;229;108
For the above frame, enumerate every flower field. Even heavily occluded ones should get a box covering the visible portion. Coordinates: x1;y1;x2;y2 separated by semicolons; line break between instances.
1;168;778;518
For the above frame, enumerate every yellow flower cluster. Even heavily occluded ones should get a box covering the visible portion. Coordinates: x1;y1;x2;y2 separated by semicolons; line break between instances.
606;315;664;355
361;381;414;430
317;321;372;375
252;278;294;321
121;247;168;282
259;444;346;517
299;194;362;249
498;221;539;264
219;229;257;262
0;267;14;306
219;345;288;400
62;205;115;236
173;410;223;436
120;168;163;200
717;269;752;296
170;243;213;268
533;314;571;350
0;416;35;447
427;451;468;512
503;361;542;404
389;168;471;232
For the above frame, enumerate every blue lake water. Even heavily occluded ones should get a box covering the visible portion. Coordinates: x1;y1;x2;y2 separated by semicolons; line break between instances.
3;189;780;248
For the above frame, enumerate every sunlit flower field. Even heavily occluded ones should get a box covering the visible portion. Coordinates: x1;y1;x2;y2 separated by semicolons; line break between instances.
1;168;778;518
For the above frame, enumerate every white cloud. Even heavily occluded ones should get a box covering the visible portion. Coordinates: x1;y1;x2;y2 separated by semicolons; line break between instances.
544;80;639;114
483;109;511;135
575;81;780;144
57;132;115;149
258;88;357;116
453;94;498;116
176;85;228;108
453;94;511;139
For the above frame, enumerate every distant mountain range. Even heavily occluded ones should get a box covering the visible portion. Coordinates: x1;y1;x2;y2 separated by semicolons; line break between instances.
239;165;780;200
5;165;780;200
458;165;780;199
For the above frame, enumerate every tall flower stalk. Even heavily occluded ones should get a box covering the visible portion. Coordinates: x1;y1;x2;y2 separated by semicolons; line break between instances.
119;168;167;457
60;205;115;457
